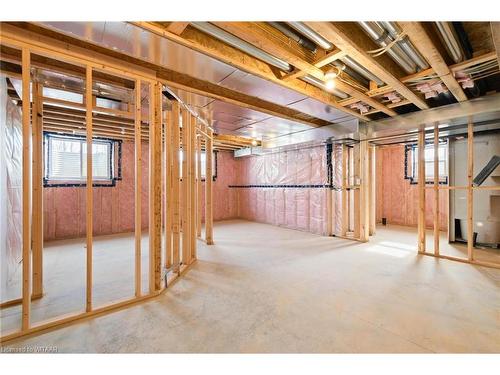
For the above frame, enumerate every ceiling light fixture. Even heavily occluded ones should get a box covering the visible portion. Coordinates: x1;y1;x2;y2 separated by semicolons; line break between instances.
324;67;341;91
251;139;258;146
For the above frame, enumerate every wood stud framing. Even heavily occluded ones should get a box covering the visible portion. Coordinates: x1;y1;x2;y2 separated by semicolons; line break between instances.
417;130;426;253
433;124;440;256
0;32;213;343
134;79;142;297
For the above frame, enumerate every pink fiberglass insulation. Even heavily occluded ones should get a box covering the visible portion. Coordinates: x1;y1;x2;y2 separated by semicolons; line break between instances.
44;141;150;241
376;144;448;230
234;145;337;236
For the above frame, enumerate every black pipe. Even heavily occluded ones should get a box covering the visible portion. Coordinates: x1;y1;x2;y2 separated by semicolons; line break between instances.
269;22;317;53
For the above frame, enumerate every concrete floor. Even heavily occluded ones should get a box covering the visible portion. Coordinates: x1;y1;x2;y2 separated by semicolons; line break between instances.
1;220;499;353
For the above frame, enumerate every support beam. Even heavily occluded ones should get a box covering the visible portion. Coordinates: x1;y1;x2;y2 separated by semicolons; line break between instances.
134;79;142;297
399;22;468;102
85;65;93;312
417;130;426;253
304;22;429;110
21;48;32;330
190;115;197;261
31;81;43;298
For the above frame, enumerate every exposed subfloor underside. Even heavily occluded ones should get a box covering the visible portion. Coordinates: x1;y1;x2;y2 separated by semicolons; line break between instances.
1;220;499;353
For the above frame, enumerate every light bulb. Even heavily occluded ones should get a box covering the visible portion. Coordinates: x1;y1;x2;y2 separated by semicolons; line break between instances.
325;79;336;91
251;139;258;146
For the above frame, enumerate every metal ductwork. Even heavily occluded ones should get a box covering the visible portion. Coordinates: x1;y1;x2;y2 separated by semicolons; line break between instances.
358;21;418;74
269;22;317;52
191;22;293;72
435;22;464;63
301;75;349;100
378;22;430;71
287;22;334;50
339;56;385;86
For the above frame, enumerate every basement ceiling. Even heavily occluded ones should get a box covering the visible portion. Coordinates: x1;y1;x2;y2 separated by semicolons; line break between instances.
38;21;358;141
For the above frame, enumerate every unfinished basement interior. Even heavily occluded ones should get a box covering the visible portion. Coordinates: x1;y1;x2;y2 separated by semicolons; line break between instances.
0;18;499;355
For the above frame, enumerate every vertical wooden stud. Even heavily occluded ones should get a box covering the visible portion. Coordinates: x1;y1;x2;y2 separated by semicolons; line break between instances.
353;143;360;239
417;130;426;253
196;128;202;238
341;144;348;237
181;109;190;264
368;145;376;236
85;65;93;312
359;140;369;242
165;108;173;269
190;115;197;261
31;81;43;298
171;101;181;273
433;124;440;256
21;48;32;329
149;83;162;292
134;79;142;297
205;126;214;245
467;118;474;261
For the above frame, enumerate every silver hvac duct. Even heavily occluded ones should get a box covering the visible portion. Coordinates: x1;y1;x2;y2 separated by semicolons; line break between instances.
358;21;417;74
190;22;293;72
284;22;385;87
287;22;334;50
339;56;385;86
435;22;464;63
268;22;317;52
302;75;349;100
378;22;429;71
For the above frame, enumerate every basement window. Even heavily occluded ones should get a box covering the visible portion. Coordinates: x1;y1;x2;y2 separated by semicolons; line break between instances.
44;133;121;187
405;142;448;184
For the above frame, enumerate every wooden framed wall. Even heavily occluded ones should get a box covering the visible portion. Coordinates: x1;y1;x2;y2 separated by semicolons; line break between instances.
0;26;207;342
416;123;499;269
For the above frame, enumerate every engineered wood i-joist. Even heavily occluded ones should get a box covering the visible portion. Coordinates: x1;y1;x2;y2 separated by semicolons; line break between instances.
85;65;93;312
31;81;44;298
21;48;32;330
134;79;142;297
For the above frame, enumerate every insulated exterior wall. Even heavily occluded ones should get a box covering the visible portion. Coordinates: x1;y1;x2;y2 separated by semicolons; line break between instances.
44;141;150;240
235;145;331;236
200;150;238;222
376;144;448;230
